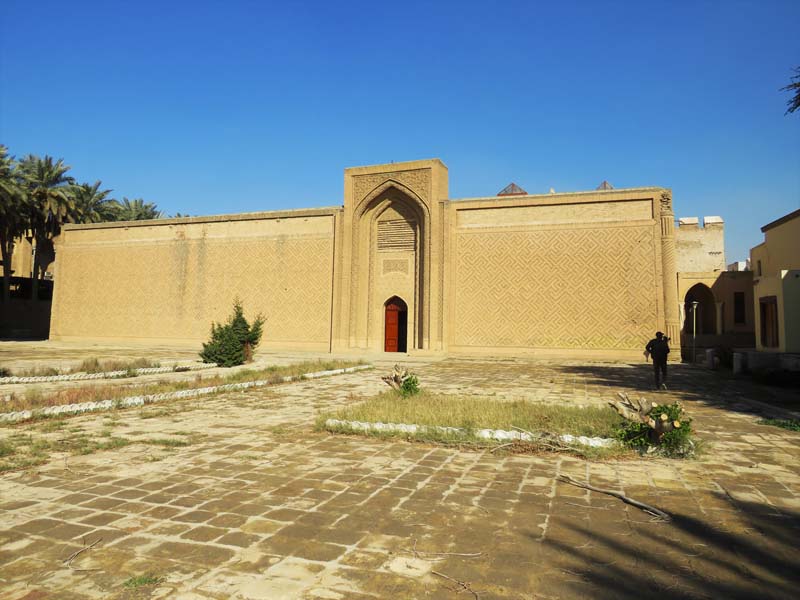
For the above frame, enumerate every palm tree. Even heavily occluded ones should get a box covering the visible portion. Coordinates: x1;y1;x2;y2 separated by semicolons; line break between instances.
0;146;26;303
116;197;161;221
782;66;800;115
17;155;76;300
73;181;119;223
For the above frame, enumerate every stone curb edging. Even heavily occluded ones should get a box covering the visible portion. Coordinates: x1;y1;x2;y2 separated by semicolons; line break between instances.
324;418;615;448
0;363;218;385
0;365;373;424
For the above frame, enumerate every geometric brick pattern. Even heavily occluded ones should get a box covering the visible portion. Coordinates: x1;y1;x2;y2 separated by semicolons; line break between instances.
54;235;334;343
454;225;658;349
352;169;429;208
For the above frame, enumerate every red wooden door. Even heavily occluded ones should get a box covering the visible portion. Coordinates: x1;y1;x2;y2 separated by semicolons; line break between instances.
385;303;400;352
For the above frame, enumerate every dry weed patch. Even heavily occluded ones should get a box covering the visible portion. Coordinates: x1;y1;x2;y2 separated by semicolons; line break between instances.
4;359;365;413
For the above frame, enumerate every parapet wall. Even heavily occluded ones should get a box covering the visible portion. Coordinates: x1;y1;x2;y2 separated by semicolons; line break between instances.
676;216;725;273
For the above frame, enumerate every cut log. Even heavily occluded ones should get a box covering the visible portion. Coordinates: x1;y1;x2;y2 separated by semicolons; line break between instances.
608;392;653;425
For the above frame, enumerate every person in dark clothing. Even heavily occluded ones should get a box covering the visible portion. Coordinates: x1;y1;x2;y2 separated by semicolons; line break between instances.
645;332;670;390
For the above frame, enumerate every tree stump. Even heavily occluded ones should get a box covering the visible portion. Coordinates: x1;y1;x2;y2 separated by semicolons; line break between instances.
609;391;681;444
382;364;411;392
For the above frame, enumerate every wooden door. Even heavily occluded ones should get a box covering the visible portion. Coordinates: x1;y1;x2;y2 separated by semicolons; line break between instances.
385;303;400;352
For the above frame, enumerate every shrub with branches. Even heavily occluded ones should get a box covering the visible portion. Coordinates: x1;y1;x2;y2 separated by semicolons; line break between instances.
613;398;695;458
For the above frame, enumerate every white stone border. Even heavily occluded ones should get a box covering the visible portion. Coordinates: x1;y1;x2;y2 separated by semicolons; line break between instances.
0;363;217;385
0;365;373;424
324;418;615;448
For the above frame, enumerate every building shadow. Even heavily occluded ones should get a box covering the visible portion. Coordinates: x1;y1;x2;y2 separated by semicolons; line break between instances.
0;299;51;340
534;494;800;599
560;362;800;415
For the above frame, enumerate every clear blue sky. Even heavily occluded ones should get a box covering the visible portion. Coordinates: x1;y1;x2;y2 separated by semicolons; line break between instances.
1;0;798;261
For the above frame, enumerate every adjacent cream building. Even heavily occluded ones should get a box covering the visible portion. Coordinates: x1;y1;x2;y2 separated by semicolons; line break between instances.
49;159;682;357
750;209;800;353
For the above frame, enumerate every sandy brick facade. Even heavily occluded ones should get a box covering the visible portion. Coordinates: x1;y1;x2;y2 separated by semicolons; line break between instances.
51;159;680;357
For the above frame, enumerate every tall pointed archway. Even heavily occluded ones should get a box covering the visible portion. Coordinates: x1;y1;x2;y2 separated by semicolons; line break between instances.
334;159;448;353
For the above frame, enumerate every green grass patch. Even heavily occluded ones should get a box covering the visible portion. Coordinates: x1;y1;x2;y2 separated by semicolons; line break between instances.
37;418;67;433
317;391;630;459
0;430;134;472
123;574;163;588
0;455;48;473
0;440;15;458
266;424;290;436
319;390;620;437
758;418;800;431
4;359;366;413
139;408;176;419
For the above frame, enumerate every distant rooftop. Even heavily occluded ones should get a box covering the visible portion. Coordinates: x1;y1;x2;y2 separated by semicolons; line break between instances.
497;182;528;196
761;208;800;233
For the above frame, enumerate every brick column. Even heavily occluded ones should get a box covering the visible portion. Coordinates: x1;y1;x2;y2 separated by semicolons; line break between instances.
660;191;681;348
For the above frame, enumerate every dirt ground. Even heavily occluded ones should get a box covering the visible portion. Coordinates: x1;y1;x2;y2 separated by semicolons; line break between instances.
1;342;799;599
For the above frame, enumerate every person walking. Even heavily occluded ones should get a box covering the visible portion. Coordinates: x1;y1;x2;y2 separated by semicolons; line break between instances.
645;332;670;390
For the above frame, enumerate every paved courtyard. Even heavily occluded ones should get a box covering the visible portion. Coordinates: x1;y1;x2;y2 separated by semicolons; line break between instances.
1;350;799;599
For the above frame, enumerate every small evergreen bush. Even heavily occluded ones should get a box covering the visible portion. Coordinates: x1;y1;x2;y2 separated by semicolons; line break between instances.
200;300;265;367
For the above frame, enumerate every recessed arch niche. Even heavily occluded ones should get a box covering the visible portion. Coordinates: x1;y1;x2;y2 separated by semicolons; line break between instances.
684;283;716;335
349;180;430;351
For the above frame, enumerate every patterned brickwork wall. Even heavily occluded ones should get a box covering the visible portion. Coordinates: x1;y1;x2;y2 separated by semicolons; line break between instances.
52;215;335;346
453;224;658;350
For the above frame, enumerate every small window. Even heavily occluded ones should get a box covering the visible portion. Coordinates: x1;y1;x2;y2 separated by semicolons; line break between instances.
734;292;746;324
757;260;762;276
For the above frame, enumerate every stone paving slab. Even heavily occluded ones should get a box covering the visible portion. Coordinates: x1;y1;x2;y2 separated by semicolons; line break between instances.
0;357;799;599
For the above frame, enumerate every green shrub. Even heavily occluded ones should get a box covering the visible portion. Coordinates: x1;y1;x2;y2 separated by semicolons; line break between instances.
400;374;420;397
758;418;800;431
200;300;264;367
615;402;695;458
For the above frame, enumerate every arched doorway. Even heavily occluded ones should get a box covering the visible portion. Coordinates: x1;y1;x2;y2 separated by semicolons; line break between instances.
384;296;408;352
684;284;716;335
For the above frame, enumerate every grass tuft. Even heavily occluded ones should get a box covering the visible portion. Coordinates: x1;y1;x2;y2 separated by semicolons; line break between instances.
75;357;161;374
0;440;15;458
123;574;163;588
143;438;191;448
